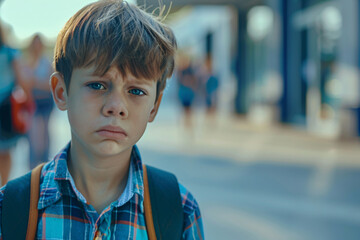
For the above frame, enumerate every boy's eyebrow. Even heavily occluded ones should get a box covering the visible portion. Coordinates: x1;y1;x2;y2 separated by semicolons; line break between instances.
128;77;155;86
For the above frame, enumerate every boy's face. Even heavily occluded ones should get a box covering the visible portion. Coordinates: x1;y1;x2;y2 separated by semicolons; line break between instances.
51;66;162;158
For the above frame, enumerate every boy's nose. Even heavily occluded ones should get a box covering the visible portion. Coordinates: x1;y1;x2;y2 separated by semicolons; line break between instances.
102;93;128;118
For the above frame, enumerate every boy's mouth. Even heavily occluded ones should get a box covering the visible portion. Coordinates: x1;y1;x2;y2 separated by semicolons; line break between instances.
96;125;128;139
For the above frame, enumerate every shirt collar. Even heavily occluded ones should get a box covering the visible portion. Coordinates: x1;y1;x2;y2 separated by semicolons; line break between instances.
38;143;145;211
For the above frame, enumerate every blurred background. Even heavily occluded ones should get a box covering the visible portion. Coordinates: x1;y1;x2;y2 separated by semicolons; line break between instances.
1;0;360;239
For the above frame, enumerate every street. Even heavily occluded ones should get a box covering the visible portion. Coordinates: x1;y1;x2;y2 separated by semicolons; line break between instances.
139;103;360;240
142;147;360;240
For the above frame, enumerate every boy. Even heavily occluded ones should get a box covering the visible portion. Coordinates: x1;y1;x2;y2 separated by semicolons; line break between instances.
0;0;204;239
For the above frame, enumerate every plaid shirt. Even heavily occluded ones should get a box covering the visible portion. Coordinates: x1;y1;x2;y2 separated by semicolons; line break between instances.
0;143;204;239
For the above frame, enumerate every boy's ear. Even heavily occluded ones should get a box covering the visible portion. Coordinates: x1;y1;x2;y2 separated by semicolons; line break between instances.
148;92;163;123
50;72;68;111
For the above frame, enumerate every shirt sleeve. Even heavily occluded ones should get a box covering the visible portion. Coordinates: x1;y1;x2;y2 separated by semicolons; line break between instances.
179;183;204;240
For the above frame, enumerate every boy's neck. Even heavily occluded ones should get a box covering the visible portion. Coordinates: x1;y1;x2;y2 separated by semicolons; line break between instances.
68;142;132;213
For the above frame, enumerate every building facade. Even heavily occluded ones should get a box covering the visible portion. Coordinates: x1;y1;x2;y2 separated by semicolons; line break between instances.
138;0;360;139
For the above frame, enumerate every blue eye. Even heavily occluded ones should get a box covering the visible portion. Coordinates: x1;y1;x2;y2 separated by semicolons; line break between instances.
129;89;145;96
88;83;105;90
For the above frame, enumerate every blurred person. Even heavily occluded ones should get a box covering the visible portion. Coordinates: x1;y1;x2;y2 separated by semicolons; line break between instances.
0;23;27;185
201;55;219;116
176;53;198;128
0;1;204;239
23;34;54;169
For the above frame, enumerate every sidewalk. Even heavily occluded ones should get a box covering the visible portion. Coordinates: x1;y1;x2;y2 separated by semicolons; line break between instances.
140;106;360;168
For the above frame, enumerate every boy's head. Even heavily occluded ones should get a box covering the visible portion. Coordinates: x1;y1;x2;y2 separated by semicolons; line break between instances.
50;0;177;157
53;0;177;101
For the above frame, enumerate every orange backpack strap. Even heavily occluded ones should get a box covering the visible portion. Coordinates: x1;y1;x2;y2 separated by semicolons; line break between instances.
2;163;44;240
26;163;45;239
143;164;157;240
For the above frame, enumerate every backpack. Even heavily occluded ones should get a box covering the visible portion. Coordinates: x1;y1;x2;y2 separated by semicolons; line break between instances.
1;164;183;240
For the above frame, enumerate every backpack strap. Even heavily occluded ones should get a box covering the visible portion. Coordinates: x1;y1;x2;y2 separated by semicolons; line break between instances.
2;163;44;240
143;165;184;240
27;163;44;239
143;165;157;240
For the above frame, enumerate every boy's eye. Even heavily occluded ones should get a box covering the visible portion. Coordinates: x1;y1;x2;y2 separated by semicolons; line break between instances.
88;83;105;90
129;89;145;96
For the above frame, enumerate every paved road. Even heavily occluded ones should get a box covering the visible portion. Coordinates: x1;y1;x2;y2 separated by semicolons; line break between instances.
140;147;360;240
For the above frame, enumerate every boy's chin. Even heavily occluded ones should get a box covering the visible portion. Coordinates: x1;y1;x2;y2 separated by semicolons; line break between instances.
93;140;132;157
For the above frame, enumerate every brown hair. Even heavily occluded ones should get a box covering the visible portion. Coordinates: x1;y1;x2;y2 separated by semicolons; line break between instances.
54;0;177;100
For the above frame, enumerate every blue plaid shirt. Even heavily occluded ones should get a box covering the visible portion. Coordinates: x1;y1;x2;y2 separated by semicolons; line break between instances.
0;143;204;239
